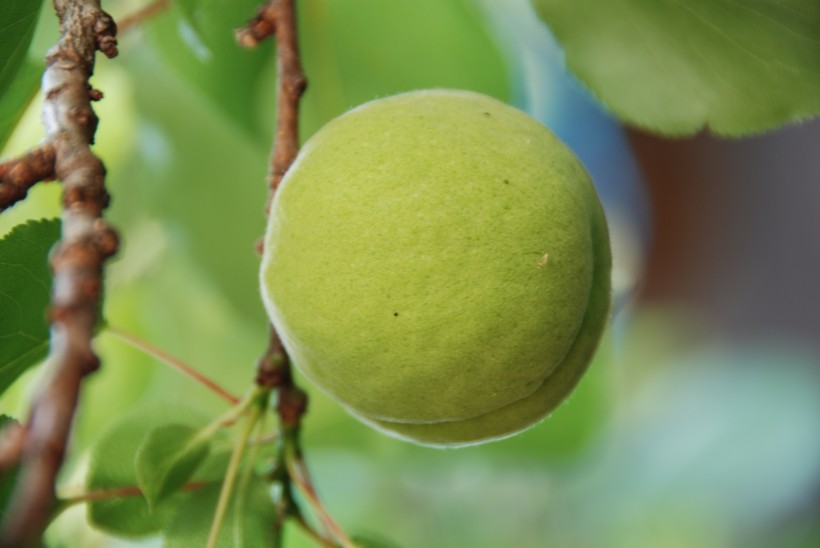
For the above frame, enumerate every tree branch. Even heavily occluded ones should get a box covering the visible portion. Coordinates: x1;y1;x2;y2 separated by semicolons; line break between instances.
0;421;25;473
0;1;119;545
238;0;308;420
0;145;57;212
237;0;307;211
238;1;349;542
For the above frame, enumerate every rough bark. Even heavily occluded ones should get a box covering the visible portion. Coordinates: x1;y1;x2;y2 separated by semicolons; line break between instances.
0;1;119;545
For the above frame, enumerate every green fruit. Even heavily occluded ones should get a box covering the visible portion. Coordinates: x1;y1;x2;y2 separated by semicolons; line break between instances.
260;90;611;447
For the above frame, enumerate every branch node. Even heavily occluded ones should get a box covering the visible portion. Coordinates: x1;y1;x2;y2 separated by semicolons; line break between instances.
277;385;308;428
286;74;308;97
93;221;119;258
236;1;279;47
256;334;289;389
0;145;58;211
94;12;119;58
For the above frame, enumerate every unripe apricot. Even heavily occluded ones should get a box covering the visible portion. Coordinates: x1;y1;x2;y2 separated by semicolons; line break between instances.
260;90;611;447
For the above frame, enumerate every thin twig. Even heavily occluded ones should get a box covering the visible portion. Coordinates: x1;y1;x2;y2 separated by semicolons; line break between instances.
237;0;307;212
293;512;337;548
58;481;206;507
247;429;278;446
232;412;267;542
238;2;353;544
0;145;57;211
206;392;265;548
286;450;354;548
203;388;259;436
238;0;308;428
116;0;170;34
106;326;240;405
0;1;119;545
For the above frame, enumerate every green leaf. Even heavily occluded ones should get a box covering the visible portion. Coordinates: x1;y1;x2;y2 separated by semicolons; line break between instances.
0;0;43;100
141;0;271;132
299;0;511;133
86;405;228;537
0;57;40;152
531;0;820;135
163;481;277;548
0;415;21;521
135;423;210;510
0;219;60;397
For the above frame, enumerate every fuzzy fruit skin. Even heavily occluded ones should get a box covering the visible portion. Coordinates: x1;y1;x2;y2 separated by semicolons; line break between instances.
260;90;611;447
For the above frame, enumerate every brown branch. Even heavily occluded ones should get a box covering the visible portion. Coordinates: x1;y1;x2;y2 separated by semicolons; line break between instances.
237;0;307;212
0;145;57;212
239;1;349;544
235;2;279;50
107;327;241;405
0;1;119;545
238;0;309;426
238;2;337;543
0;421;25;473
239;0;307;392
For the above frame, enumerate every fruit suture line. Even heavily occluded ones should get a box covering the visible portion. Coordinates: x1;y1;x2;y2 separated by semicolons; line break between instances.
0;1;119;544
260;90;611;447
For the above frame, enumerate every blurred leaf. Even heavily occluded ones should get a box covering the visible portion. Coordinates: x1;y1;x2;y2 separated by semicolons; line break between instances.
135;423;210;510
175;0;198;26
141;0;271;132
0;219;59;397
351;534;403;548
116;67;270;322
0;0;43;100
478;340;612;460
299;0;510;131
560;345;820;544
0;58;40;152
0;415;21;521
86;405;227;537
531;0;820;135
163;481;277;548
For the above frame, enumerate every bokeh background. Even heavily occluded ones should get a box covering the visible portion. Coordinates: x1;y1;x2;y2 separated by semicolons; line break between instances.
2;0;819;546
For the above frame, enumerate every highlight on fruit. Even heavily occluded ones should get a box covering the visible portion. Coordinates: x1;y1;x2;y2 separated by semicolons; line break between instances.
260;89;612;447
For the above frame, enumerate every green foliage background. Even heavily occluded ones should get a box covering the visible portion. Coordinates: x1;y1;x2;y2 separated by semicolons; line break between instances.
1;0;819;547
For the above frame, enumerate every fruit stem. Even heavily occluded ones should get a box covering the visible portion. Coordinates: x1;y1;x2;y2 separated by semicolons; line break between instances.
237;2;346;545
231;410;268;543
